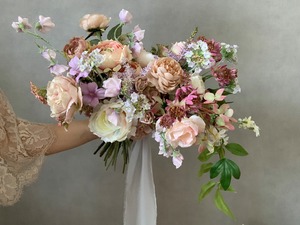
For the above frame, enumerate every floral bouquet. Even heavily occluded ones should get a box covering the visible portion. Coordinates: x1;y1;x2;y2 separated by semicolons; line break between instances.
12;9;259;218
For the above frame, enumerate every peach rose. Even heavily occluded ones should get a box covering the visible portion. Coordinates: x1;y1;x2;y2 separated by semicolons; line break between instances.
80;14;110;31
47;76;82;124
92;40;132;71
147;57;184;94
165;115;205;148
63;37;89;59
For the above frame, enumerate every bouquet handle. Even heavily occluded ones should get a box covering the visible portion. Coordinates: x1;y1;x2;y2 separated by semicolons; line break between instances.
124;136;157;225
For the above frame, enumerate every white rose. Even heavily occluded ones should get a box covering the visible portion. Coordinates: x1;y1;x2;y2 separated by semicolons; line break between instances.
89;100;132;142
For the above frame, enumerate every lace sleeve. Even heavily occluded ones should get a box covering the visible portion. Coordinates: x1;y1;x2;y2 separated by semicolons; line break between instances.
0;89;56;206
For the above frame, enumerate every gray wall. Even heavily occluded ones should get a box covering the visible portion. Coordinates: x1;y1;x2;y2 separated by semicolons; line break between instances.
1;0;299;224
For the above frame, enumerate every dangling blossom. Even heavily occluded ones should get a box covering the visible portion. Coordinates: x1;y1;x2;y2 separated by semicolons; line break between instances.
49;64;69;75
119;9;133;24
36;15;55;33
12;16;32;32
42;49;56;62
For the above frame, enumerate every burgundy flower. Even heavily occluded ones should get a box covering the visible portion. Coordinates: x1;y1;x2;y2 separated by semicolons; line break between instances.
211;65;238;87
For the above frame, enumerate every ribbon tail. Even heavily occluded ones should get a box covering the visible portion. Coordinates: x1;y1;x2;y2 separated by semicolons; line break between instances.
124;136;157;225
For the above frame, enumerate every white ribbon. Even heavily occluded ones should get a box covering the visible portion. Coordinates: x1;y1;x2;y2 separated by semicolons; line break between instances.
124;136;157;225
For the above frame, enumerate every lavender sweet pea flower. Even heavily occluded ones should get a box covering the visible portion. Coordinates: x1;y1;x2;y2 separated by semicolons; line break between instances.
42;49;56;61
68;56;89;82
119;9;133;24
12;16;32;32
133;25;145;42
81;82;103;107
49;64;69;75
37;15;55;33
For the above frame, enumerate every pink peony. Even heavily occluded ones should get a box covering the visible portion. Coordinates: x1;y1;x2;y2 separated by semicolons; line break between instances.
47;76;82;125
165;115;205;148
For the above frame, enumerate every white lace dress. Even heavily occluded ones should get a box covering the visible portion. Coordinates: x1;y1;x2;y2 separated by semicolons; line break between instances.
0;89;56;206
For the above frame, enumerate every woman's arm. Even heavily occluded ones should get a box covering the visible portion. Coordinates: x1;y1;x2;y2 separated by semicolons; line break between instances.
45;120;98;155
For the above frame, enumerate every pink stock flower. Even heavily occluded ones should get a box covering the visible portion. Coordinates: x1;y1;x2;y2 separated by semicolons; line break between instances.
37;15;55;33
12;16;32;32
211;65;238;87
119;9;133;24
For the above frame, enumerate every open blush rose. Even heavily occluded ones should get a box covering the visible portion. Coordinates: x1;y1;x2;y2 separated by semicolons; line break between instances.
165;115;205;148
147;57;184;94
80;14;110;31
91;40;132;71
47;76;82;125
63;37;89;59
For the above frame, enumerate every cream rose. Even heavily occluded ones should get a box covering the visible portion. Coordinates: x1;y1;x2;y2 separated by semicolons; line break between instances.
165;115;205;148
89;100;132;142
80;14;110;31
136;49;155;67
92;40;132;71
47;76;82;124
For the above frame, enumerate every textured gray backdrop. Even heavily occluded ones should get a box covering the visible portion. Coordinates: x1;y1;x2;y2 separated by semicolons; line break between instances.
1;0;299;224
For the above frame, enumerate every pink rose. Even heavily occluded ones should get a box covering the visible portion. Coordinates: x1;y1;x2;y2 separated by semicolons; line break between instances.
92;40;132;71
80;14;110;31
47;76;82;124
102;76;122;98
63;37;89;59
165;115;205;148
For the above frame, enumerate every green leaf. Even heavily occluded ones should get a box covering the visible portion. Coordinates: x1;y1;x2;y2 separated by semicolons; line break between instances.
210;158;225;179
198;181;217;202
90;39;100;46
220;161;231;190
198;148;214;162
107;23;123;40
198;163;213;177
225;143;248;156
214;189;235;219
227;159;241;179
